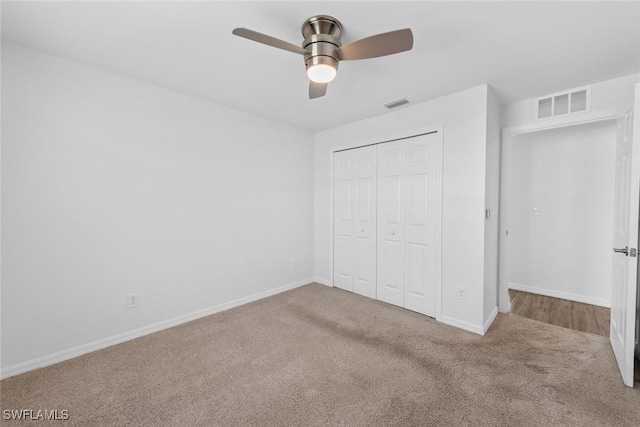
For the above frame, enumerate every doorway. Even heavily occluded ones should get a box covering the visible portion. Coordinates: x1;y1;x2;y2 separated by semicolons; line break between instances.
499;106;640;387
506;119;617;322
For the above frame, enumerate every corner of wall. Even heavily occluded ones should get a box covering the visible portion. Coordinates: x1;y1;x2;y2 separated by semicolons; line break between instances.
483;84;502;323
440;315;485;336
313;277;331;287
482;307;499;335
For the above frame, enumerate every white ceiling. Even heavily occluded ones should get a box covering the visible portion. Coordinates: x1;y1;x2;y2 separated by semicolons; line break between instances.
2;1;639;132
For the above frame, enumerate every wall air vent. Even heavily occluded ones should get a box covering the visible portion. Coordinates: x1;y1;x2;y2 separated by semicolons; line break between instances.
384;98;410;109
535;86;591;120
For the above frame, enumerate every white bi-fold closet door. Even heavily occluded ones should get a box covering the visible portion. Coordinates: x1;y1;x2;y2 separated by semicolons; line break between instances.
377;134;441;317
333;145;377;298
333;132;442;317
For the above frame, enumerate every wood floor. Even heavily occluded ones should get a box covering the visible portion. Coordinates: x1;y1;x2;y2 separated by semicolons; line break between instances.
509;289;610;337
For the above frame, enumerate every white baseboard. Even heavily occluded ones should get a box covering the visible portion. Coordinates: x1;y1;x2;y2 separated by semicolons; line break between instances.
313;277;331;286
440;315;485;336
483;306;499;335
0;278;314;380
443;308;498;336
508;282;610;308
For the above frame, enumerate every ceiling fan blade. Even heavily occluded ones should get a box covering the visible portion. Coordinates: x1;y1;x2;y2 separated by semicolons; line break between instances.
232;28;308;55
336;28;413;61
309;81;328;99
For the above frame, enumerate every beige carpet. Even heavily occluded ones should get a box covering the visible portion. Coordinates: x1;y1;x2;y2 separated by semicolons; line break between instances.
2;283;639;426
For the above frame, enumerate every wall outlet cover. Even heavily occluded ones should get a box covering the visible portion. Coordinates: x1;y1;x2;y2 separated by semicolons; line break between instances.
127;293;140;309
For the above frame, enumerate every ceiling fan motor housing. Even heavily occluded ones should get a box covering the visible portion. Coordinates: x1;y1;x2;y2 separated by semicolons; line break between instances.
301;16;343;74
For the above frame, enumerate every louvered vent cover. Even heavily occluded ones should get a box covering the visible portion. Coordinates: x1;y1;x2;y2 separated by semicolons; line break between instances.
535;87;591;120
385;98;410;109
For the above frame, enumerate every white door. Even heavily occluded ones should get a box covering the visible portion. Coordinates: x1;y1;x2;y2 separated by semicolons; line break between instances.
377;133;442;316
377;140;405;306
333;150;354;292
611;87;640;387
404;135;441;317
333;146;377;298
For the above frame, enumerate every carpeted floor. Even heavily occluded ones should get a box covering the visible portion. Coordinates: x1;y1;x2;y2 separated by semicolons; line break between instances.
2;283;639;426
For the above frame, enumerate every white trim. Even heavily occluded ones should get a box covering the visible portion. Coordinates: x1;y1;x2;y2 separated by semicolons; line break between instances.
505;108;620;137
313;277;331;286
498;108;621;313
0;278;314;380
440;315;485;336
329;145;334;292
483;307;499;334
434;126;444;321
508;282;611;308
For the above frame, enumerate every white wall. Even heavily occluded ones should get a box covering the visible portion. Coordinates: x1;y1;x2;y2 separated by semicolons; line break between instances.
314;85;490;332
1;43;314;374
508;120;616;306
483;87;501;324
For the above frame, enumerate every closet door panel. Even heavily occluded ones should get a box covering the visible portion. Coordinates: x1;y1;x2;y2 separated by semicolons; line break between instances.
406;242;428;295
404;133;441;317
333;151;354;291
333;146;377;296
377;140;405;307
334;234;352;289
353;146;377;298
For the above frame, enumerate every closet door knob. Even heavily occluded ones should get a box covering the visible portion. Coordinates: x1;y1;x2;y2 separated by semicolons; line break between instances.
361;228;365;233
391;231;395;236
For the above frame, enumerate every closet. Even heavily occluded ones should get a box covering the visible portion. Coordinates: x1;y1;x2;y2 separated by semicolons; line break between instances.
333;132;442;317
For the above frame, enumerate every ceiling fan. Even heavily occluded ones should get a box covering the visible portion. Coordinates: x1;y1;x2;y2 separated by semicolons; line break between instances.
232;15;413;99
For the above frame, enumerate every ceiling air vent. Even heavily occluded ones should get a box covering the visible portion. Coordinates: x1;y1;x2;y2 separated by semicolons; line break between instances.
535;86;591;120
385;98;410;109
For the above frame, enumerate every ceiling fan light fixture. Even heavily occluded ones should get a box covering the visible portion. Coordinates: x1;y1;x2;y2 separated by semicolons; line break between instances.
307;63;336;83
233;15;413;99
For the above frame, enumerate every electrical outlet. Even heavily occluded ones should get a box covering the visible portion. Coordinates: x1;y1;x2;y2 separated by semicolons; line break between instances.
457;287;467;301
291;261;298;270
127;293;139;309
